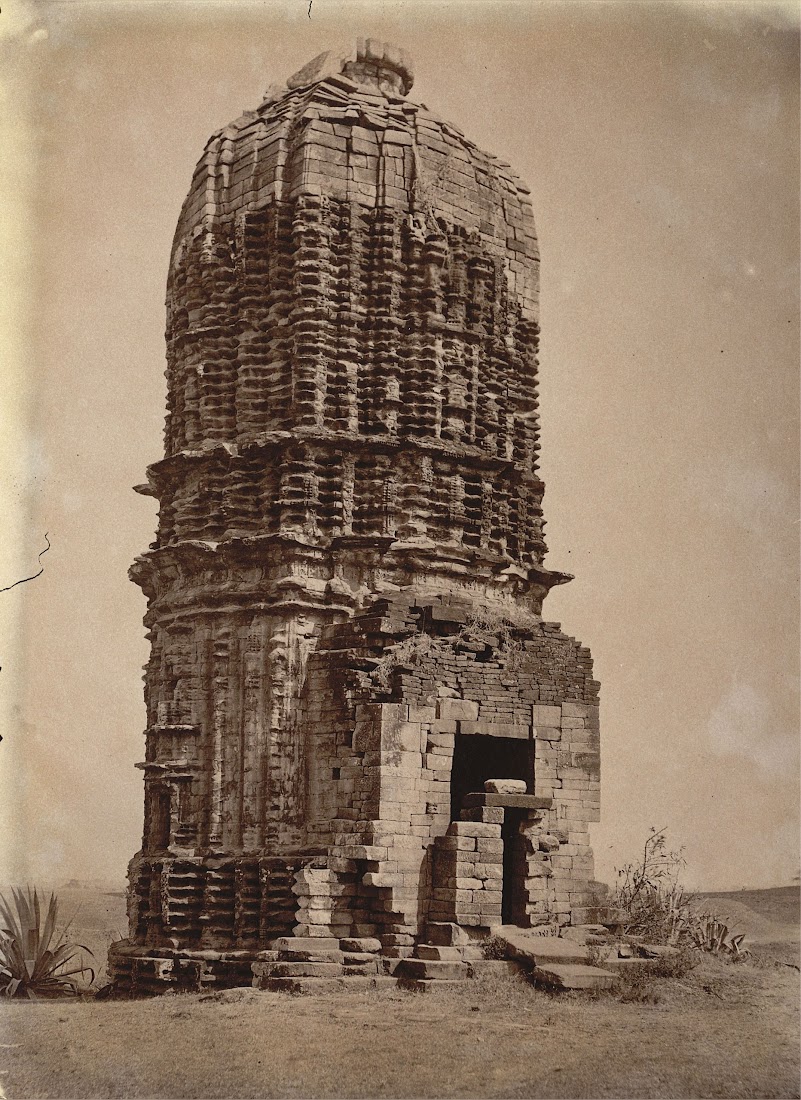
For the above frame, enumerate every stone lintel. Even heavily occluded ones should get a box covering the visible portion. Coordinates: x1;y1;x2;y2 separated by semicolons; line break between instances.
463;792;553;811
458;720;531;739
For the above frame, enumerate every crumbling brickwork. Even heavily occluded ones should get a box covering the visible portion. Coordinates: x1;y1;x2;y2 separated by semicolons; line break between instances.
109;40;608;993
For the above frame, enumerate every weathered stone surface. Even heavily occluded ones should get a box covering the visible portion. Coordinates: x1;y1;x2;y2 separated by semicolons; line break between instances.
277;949;344;964
639;944;679;959
426;922;471;947
437;700;480;722
339;937;382;953
484;779;528;795
109;37;603;995
415;944;464;961
272;937;340;953
397;959;469;981
538;834;561;852
255;961;344;979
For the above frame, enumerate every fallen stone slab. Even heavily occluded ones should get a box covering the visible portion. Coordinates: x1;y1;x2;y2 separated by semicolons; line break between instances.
494;926;590;966
464;793;553;811
570;906;628;928
639;943;679;959
561;924;612;944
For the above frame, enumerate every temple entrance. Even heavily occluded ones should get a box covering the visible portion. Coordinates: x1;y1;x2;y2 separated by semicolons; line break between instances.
449;734;535;926
450;734;533;821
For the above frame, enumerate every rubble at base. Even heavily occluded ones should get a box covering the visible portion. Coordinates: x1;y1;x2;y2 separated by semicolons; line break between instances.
109;919;679;995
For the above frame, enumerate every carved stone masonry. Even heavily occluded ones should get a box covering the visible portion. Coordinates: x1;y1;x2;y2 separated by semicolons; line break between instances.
109;39;611;995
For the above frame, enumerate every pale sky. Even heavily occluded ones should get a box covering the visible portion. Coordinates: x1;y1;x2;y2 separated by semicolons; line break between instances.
1;0;798;891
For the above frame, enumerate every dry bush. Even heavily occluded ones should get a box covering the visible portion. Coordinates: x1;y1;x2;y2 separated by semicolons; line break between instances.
616;828;749;965
369;632;448;692
615;827;692;944
649;946;698;978
480;935;508;960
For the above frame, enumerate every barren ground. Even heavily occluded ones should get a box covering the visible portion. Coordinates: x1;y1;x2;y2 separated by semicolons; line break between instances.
0;887;797;1099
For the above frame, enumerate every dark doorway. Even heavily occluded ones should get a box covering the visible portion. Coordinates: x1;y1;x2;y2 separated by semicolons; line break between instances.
501;809;528;924
450;734;533;821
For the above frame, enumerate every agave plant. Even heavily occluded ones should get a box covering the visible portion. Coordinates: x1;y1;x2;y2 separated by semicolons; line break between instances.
688;912;749;960
0;886;95;998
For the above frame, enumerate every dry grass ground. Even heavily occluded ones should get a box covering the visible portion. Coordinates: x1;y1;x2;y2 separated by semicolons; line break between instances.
0;887;797;1099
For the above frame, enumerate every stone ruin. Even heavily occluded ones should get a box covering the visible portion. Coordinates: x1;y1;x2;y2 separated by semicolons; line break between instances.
108;40;617;994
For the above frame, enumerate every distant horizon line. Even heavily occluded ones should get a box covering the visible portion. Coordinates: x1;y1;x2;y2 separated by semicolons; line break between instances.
1;877;798;895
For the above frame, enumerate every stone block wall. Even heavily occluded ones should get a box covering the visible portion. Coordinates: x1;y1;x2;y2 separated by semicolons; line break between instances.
430;819;504;926
299;592;602;936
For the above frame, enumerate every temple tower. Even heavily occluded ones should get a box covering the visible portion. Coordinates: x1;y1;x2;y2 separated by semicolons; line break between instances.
110;41;607;993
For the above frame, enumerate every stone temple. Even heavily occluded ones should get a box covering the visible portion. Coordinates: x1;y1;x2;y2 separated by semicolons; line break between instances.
109;41;612;993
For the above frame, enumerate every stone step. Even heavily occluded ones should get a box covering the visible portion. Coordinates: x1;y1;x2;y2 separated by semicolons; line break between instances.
253;961;344;981
381;946;415;960
343;961;380;976
397;958;468;981
342;951;378;965
532;963;616;991
272;936;340;953
415;944;463;961
277;949;344;964
379;957;406;976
